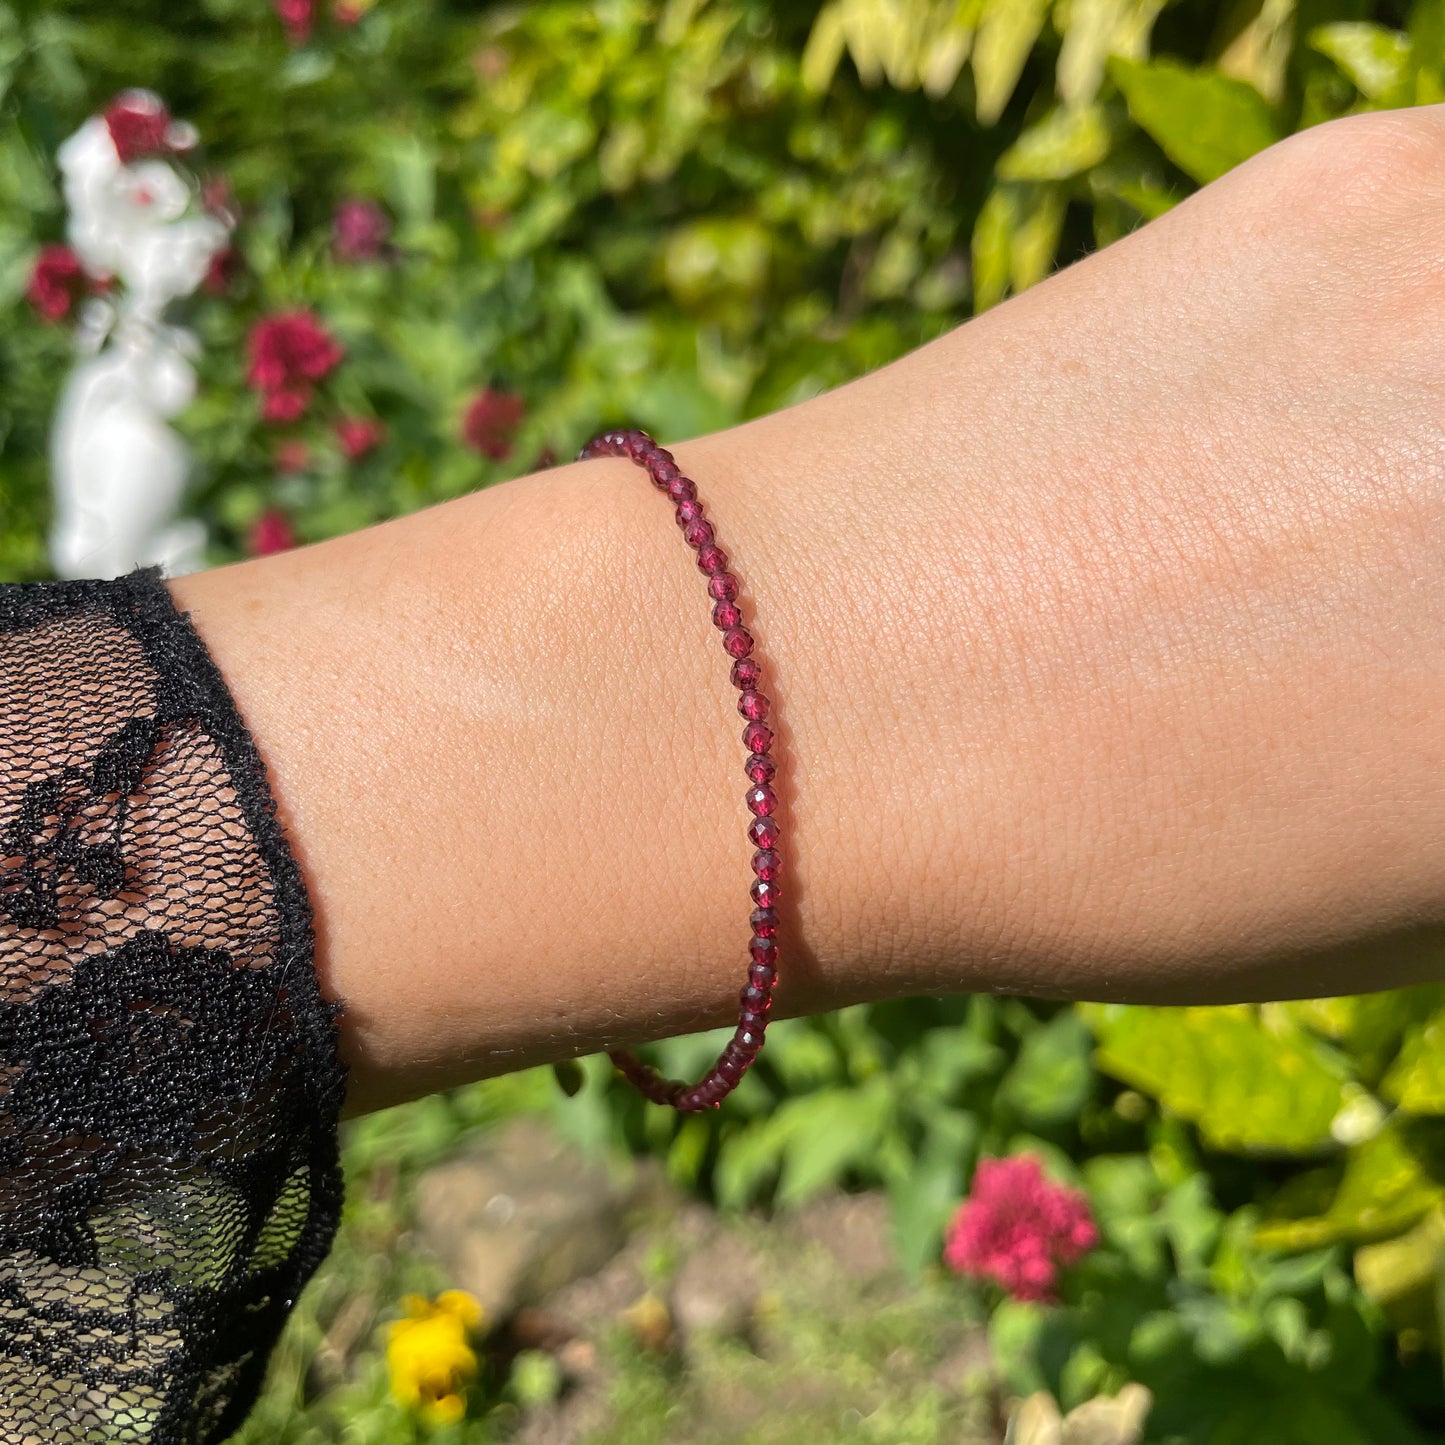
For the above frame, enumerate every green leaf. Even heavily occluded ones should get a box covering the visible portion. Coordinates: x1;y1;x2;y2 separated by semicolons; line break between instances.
973;0;1051;125
971;181;1066;312
1353;1208;1445;1339
1109;56;1281;184
665;1115;711;1190
776;1078;894;1206
713;1115;790;1210
713;1077;894;1209
1010;185;1067;292
1056;0;1164;109
1384;1006;1445;1114
1085;1004;1350;1153
996;104;1116;181
1159;1172;1224;1280
886;1103;979;1273
662;217;771;306
998;1010;1096;1128
971;183;1017;312
1255;1122;1445;1250
1408;0;1445;102
801;2;847;93
1215;0;1296;105
987;1298;1050;1396
1308;21;1412;100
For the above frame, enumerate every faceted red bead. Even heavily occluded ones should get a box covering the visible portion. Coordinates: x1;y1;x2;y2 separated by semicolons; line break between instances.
676;499;705;527
750;906;778;937
730;656;761;689
746;784;777;816
745;753;776;786
668;476;697;503
717;1055;744;1086
653;459;679;485
740;983;772;1011
683;518;714;550
723;627;754;659
749;936;778;967
750;877;777;909
738;690;769;721
742;721;772;752
749;960;777;990
708;572;739;602
713;601;742;630
624;434;655;460
738;1023;766;1050
752;848;781;882
748;815;780;849
697;544;729;574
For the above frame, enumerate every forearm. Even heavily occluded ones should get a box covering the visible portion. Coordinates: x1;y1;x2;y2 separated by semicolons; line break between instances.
168;119;1445;1118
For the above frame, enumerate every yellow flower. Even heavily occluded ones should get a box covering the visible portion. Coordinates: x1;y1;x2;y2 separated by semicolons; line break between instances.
386;1289;486;1426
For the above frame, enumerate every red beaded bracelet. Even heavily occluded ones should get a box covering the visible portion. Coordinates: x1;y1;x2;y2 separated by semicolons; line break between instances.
578;429;779;1112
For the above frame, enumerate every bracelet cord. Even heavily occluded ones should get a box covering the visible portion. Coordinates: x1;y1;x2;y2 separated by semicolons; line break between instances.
579;430;780;1112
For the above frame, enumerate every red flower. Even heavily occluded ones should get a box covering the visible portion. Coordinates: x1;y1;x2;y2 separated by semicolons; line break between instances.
943;1154;1098;1303
248;508;297;557
104;93;173;164
261;386;312;425
247;311;343;424
333;199;390;263
336;415;386;460
275;439;311;474
462;388;525;460
275;0;315;44
27;245;86;322
203;246;241;296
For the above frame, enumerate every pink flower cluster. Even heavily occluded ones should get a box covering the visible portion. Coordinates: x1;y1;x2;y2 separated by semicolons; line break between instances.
27;245;87;322
246;310;344;423
333;199;391;262
275;0;315;44
249;508;297;557
336;415;385;460
462;387;525;460
274;0;364;45
943;1154;1098;1303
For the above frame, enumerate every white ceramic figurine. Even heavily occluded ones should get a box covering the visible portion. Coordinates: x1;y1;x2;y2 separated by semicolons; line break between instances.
48;92;229;581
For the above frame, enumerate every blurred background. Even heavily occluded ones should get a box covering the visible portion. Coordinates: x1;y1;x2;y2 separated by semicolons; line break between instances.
5;2;1445;1442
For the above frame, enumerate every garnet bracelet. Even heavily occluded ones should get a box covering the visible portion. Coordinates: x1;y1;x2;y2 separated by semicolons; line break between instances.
578;429;780;1111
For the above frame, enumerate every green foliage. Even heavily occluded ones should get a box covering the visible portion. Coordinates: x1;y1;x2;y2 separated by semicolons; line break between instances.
1109;55;1281;183
6;0;1445;1439
1085;1003;1351;1154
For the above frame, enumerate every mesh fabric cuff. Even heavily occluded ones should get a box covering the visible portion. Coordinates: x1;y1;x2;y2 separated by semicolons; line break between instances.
0;564;347;1442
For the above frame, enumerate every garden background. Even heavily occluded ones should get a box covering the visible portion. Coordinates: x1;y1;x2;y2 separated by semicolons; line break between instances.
5;1;1445;1441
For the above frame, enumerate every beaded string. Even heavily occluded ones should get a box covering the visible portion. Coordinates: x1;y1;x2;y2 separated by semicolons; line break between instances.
578;429;780;1112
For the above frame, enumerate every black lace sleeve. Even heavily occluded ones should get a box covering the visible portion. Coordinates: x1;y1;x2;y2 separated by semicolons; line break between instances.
0;564;348;1443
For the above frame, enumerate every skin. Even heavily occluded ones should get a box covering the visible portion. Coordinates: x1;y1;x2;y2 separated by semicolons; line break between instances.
168;107;1445;1120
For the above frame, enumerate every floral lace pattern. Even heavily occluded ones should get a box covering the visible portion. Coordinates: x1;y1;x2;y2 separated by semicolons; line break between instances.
0;565;346;1442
